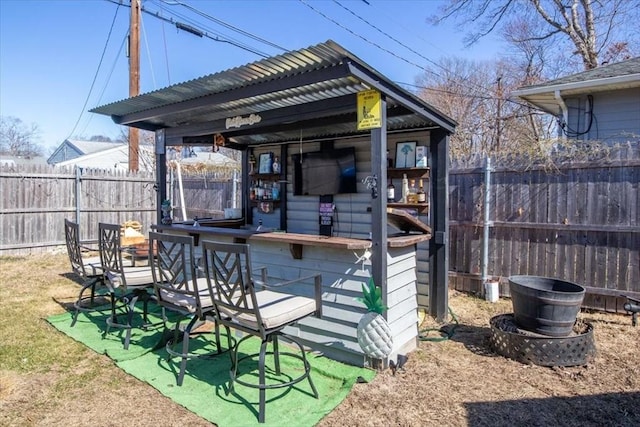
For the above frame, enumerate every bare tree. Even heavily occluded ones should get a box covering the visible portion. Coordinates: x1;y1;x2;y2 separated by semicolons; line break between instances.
117;127;156;171
416;57;555;164
430;0;639;71
416;57;551;161
0;116;44;157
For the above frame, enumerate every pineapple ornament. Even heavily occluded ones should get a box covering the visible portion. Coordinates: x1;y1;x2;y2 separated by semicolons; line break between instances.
355;277;393;360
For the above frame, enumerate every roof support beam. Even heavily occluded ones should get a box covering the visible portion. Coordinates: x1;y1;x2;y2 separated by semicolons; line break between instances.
346;62;456;133
111;63;354;127
162;94;357;143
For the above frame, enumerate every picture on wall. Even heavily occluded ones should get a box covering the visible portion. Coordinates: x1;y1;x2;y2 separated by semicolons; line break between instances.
258;153;273;174
395;141;416;168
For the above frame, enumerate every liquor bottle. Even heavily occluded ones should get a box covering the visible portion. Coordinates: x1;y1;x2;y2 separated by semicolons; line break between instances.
387;178;395;203
256;180;264;200
249;180;256;200
400;173;409;203
417;179;426;203
407;179;418;203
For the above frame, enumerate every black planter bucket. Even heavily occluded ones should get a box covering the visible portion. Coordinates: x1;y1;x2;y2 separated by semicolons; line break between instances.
508;276;586;337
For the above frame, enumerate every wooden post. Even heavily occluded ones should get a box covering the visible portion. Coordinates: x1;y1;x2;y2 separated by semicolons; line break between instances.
128;0;140;172
370;96;388;315
429;128;450;322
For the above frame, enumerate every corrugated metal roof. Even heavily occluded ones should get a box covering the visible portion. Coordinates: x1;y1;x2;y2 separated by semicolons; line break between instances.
91;40;455;145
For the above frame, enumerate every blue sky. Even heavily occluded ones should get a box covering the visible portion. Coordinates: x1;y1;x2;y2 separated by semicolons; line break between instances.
0;0;502;152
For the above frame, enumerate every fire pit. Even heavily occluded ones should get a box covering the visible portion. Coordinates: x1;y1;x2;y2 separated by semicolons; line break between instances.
489;314;596;367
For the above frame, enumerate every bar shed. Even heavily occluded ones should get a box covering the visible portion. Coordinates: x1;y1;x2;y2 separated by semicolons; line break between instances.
92;40;456;366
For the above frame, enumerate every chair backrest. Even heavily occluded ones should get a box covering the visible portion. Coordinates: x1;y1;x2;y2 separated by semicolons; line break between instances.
98;222;128;287
201;240;265;336
64;218;87;278
148;231;206;315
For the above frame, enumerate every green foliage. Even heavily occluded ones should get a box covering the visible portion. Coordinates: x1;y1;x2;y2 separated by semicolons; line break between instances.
355;277;387;314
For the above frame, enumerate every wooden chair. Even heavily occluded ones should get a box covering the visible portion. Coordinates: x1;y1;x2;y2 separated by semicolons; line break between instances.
98;222;156;350
201;240;322;423
148;231;230;386
64;219;106;327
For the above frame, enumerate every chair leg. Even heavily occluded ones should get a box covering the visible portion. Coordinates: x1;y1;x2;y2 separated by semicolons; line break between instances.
105;292;118;335
258;339;268;424
176;315;199;386
71;278;99;327
273;335;281;375
228;334;251;396
123;294;140;350
292;336;319;399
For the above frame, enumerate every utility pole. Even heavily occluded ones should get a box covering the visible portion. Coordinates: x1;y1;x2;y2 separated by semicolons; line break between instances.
495;76;502;153
128;0;140;171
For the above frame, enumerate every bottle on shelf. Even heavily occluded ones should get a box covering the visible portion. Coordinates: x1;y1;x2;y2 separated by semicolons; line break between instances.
400;173;409;203
417;179;426;203
387;178;395;203
407;179;418;203
249;180;256;200
256;180;264;200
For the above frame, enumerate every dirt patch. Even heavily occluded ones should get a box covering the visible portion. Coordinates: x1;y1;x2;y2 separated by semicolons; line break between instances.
1;255;638;426
319;291;640;427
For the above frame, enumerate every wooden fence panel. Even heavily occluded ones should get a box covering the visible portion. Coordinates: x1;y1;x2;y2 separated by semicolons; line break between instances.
448;156;640;312
0;164;236;255
0;165;156;254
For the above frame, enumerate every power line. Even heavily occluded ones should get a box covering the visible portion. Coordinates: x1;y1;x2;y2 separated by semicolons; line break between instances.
308;0;538;111
158;0;289;52
140;12;158;90
146;0;273;57
65;2;121;141
104;0;272;58
78;32;129;137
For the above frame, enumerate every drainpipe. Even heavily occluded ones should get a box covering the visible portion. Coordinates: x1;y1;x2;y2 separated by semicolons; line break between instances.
481;157;493;289
554;89;568;140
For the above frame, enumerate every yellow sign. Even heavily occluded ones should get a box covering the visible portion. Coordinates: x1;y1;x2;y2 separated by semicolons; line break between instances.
357;90;382;130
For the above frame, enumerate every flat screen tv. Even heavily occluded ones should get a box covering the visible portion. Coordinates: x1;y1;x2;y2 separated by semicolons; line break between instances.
292;147;357;195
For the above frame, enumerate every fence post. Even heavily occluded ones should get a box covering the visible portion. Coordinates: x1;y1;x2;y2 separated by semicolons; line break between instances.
75;166;82;224
481;157;493;293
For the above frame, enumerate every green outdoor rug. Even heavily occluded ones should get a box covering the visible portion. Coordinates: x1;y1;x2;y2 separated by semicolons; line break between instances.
47;305;375;427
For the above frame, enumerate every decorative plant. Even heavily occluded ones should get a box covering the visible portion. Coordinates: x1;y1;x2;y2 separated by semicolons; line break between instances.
400;144;414;168
355;277;393;360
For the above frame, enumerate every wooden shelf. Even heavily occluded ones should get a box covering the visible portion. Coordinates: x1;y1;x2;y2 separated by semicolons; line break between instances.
250;173;281;180
387;202;429;213
250;199;281;205
368;203;430;213
387;168;430;179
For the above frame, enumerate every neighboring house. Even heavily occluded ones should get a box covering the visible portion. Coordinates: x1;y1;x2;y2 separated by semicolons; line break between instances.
513;57;640;144
47;139;125;164
0;155;48;166
48;139;154;171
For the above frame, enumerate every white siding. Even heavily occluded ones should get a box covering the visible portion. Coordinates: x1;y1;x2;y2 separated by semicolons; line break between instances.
250;238;420;366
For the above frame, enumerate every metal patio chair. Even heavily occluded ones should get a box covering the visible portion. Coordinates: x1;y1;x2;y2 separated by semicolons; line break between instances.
201;240;322;423
148;231;231;386
98;222;156;350
64;218;106;327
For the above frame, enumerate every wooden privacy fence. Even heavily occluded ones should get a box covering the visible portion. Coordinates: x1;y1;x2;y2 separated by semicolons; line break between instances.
0;164;238;255
0;164;157;255
449;154;640;312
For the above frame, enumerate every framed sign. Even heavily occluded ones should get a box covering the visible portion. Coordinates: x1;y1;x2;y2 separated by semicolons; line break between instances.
356;89;382;130
395;141;416;168
258;153;272;174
